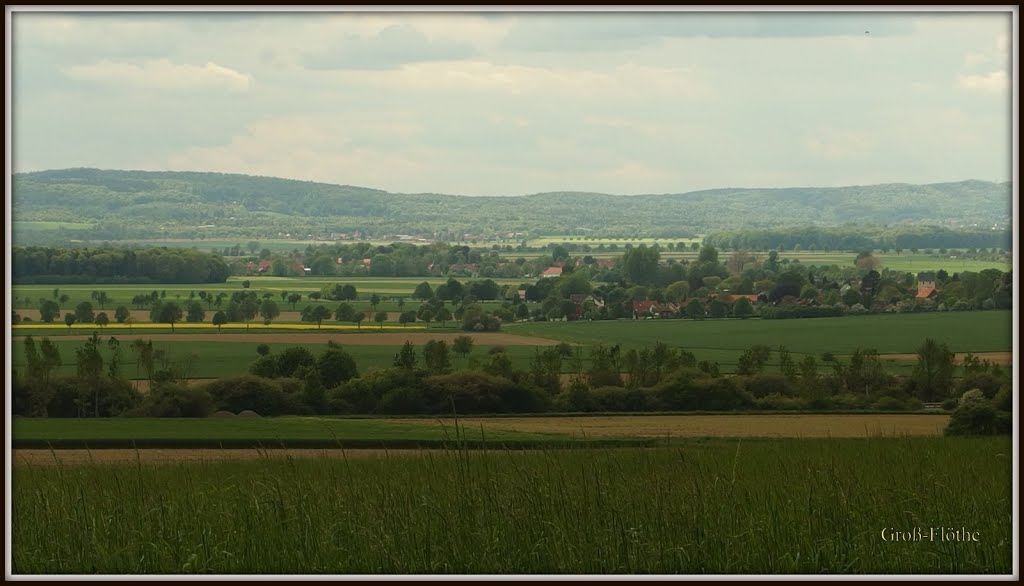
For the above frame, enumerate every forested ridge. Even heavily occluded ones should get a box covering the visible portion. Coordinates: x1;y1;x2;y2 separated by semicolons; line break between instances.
12;168;1011;243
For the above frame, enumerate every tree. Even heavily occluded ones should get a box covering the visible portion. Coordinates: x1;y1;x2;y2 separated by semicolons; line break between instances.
399;310;417;327
622;245;661;286
737;345;772;375
310;305;331;328
374;310;388;329
59;294;70;309
91;290;110;310
95;312;110;328
151;301;183;332
453;335;474;361
64;313;77;329
317;347;359;389
412;282;434;300
287;293;302;309
260;300;281;326
698;246;719;263
436;306;453;328
393;341;417;369
334;303;356;323
212;310;228;331
114;305;131;324
708;299;728;318
38;299;60;323
242;280;251;289
74;301;95;324
369;293;381;313
353;312;366;330
239;299;258;330
422;340;452;375
186;301;206;323
733;296;754;319
912;338;956;402
685;299;705;320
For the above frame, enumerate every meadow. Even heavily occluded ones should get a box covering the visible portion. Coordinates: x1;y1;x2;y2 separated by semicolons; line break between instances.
11;437;1012;574
12;310;1012;379
507;311;1013;356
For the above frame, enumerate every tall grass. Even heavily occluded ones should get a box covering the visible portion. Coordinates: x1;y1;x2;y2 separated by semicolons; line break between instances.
12;437;1012;574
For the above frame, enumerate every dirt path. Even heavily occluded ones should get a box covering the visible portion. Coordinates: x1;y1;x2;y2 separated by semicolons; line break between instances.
870;352;1012;365
413;414;951;439
11;331;563;346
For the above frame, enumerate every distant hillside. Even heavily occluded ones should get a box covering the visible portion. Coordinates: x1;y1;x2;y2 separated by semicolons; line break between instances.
11;168;1012;244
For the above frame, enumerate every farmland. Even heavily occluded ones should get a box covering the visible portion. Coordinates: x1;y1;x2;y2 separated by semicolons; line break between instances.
507;311;1013;356
12;437;1012;574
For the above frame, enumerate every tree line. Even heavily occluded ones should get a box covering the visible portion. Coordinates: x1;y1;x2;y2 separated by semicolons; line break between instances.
12;333;1010;436
12;246;231;284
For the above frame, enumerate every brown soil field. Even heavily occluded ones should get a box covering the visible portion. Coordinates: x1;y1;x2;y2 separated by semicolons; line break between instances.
12;448;451;467
871;352;1013;365
11;332;563;346
17;308;413;323
412;414;951;439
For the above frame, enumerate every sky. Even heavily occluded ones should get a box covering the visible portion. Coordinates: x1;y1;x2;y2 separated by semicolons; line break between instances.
8;8;1015;196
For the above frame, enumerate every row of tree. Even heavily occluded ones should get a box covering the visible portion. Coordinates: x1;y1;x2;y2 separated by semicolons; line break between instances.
13;246;231;283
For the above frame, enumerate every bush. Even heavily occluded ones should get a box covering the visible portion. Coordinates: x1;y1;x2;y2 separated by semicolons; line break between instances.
945;401;1010;435
872;396;912;411
955;373;1005;399
203;376;293;416
940;397;959;411
753;393;808;411
743;374;796;399
141;383;214;417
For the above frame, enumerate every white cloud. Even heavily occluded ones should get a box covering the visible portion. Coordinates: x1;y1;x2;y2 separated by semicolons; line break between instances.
802;129;873;161
957;70;1009;94
65;59;253;92
327;61;713;100
161;114;426;189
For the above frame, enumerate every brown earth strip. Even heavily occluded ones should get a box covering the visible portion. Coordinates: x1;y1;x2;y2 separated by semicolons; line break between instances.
11;332;564;346
412;414;950;439
869;352;1012;365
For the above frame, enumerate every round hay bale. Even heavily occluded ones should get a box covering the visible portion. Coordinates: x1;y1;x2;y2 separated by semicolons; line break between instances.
237;410;261;418
212;410;236;418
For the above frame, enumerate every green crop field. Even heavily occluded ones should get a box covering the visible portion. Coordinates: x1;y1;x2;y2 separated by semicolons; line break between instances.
11;437;1012;574
12;277;525;309
508;311;1013;356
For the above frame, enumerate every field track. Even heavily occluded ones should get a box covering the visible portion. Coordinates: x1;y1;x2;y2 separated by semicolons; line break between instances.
872;351;1012;365
416;414;951;439
10;332;563;346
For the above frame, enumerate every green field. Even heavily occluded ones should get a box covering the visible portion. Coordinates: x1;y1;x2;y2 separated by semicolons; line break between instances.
12;437;1012;573
508;311;1012;357
12;277;525;309
13;220;96;231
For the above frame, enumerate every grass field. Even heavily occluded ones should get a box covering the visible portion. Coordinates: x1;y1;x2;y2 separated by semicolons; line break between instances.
507;311;1013;356
11;437;1012;573
12;311;1011;379
12;277;525;309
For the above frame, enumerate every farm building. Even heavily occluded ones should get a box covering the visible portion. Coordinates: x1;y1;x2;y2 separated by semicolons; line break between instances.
916;272;938;299
542;266;563;278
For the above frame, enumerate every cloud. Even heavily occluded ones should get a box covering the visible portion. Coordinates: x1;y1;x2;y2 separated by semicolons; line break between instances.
802;129;873;161
326;61;713;101
304;23;477;70
501;13;913;52
957;71;1009;94
64;59;253;92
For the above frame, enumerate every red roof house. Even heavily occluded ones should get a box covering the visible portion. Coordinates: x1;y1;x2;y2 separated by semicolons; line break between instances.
542;267;563;278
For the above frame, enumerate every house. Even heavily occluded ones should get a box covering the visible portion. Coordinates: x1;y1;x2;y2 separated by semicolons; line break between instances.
542;266;563;278
517;289;527;301
596;259;615;269
246;259;274;275
916;272;938;299
632;299;678;319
